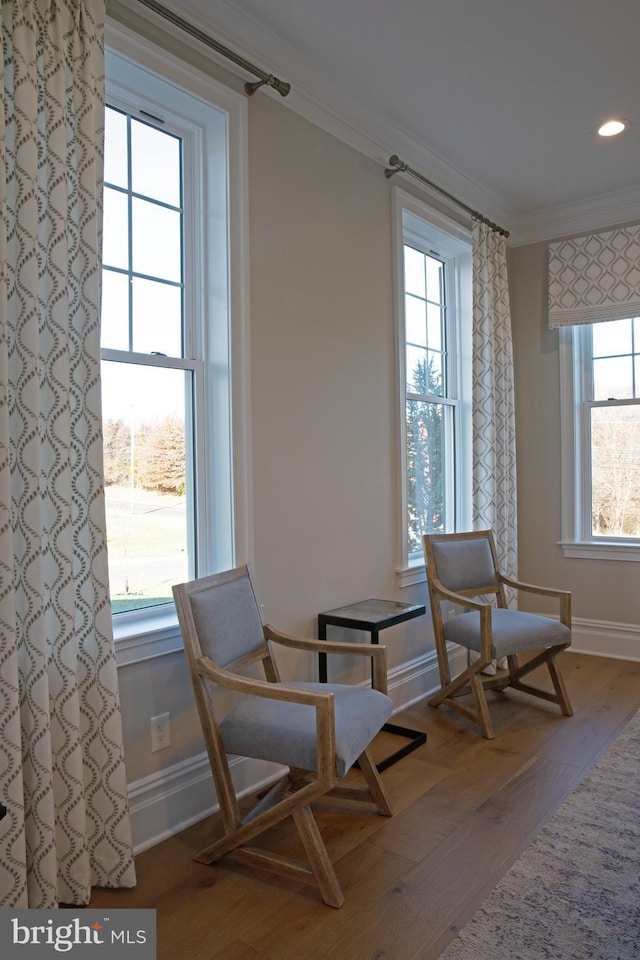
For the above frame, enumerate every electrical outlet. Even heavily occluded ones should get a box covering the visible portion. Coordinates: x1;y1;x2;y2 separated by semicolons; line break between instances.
151;712;171;752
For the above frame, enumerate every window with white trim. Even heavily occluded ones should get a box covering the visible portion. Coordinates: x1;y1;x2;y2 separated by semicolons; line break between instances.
560;318;640;559
393;190;472;583
102;33;248;633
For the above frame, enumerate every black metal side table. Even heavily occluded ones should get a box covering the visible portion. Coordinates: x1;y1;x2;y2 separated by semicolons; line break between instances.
317;598;427;772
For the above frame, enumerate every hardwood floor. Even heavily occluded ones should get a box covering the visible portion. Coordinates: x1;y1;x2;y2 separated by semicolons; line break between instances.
90;652;640;960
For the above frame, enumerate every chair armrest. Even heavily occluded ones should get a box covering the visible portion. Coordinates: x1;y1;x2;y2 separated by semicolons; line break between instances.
264;625;389;694
196;655;333;705
429;578;489;613
498;575;572;627
429;578;494;661
196;656;337;782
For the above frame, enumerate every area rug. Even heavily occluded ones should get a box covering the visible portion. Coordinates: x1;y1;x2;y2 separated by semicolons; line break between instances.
440;711;640;960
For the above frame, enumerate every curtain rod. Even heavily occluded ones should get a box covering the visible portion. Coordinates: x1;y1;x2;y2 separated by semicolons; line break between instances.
135;0;291;97
385;154;509;237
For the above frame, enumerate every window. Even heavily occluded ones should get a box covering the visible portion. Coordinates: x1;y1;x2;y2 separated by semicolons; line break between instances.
560;318;640;559
101;105;193;614
393;190;472;583
103;29;249;638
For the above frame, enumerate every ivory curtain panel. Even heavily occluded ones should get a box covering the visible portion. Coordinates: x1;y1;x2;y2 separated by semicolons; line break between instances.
472;221;518;577
0;0;135;907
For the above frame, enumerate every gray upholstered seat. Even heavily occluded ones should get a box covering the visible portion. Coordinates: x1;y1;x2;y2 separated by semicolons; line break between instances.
221;682;393;778
173;565;394;908
423;531;574;739
444;609;570;660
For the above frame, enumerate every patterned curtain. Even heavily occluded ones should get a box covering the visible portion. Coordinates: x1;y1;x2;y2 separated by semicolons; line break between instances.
548;224;640;327
472;220;518;578
0;0;135;907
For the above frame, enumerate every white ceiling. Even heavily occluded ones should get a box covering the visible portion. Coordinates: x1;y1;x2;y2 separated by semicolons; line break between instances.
163;0;640;241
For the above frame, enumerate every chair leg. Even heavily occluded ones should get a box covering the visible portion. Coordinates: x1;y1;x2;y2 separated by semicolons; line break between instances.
469;671;495;740
293;805;344;908
428;656;496;739
508;646;573;717
547;655;573;716
356;746;393;816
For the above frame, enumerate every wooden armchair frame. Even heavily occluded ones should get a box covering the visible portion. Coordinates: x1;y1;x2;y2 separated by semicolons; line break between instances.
423;531;573;739
173;567;393;908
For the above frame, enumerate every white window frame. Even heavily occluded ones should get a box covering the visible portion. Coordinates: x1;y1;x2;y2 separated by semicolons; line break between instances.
392;188;472;586
559;324;640;561
105;23;251;660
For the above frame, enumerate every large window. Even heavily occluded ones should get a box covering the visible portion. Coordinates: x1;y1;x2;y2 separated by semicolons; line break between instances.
560;318;640;558
101;105;193;613
393;190;472;582
103;31;249;633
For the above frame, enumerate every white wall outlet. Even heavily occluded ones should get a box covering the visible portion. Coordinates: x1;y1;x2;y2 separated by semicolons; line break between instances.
150;712;171;752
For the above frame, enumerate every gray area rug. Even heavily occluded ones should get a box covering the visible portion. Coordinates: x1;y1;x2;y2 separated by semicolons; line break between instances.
441;711;640;960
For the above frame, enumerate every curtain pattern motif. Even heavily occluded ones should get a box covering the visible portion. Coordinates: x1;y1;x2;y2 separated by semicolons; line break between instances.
472;221;518;578
548;224;640;328
0;0;135;907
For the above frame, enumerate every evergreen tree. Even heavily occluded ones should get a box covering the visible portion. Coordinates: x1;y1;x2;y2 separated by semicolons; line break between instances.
406;356;444;553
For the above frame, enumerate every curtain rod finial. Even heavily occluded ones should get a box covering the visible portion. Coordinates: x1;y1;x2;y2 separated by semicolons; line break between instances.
385;154;408;178
245;76;291;97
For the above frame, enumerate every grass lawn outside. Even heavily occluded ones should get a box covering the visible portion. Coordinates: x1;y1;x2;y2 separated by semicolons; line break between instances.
105;484;188;612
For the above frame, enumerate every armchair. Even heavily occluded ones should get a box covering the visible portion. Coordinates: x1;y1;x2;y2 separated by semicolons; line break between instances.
172;565;394;908
423;531;573;739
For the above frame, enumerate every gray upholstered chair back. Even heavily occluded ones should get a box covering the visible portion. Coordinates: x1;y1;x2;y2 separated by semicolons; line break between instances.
188;568;265;669
430;534;499;593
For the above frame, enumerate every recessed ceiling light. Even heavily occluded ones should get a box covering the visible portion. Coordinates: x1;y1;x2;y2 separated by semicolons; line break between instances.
598;119;630;137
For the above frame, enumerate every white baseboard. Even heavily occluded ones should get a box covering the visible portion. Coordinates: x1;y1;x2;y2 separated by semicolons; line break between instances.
128;753;284;854
127;620;637;853
569;616;640;662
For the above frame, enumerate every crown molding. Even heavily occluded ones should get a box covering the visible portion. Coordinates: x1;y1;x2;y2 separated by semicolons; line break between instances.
509;183;640;246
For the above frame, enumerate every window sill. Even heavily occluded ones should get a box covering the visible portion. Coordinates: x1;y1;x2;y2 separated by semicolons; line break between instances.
559;540;640;561
396;562;427;587
112;604;184;667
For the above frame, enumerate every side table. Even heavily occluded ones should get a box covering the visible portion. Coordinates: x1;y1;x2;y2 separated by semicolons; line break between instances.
317;599;427;772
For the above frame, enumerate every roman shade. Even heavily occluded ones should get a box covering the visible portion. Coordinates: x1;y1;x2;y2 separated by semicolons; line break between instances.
548;224;640;328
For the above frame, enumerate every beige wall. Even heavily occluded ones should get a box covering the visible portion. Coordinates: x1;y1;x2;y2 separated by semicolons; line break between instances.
107;2;431;837
510;240;640;625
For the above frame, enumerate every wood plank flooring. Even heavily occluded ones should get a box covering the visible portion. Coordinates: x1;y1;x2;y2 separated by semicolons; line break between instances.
89;652;640;960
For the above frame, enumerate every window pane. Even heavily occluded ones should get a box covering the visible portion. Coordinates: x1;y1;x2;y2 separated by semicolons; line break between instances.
427;350;443;395
425;257;443;303
591;405;640;538
407;345;427;392
101;270;130;350
104;107;128;188
132;278;182;357
406;398;446;555
103;187;129;270
132;198;182;282
427;302;443;352
102;361;192;613
131;119;181;207
592;318;632;358
593;356;633;400
404;246;425;298
406;294;426;347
